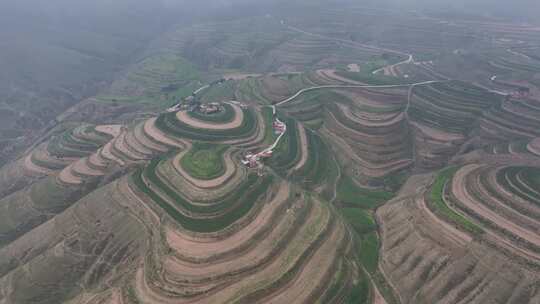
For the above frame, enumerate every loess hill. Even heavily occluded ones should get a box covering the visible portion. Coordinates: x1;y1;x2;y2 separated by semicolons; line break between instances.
1;2;540;304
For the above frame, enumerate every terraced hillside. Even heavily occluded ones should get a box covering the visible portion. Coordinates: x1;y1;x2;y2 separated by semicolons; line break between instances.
3;3;540;303
278;87;413;187
377;155;540;303
0;98;374;304
408;81;501;168
0;124;117;198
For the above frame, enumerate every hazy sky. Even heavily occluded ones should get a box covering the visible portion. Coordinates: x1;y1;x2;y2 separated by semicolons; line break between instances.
1;0;538;22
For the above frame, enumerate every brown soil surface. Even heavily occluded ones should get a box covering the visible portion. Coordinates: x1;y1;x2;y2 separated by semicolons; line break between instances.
410;121;464;142
335;89;405;110
23;153;55;175
118;177;161;225
107;290;123;304
165;182;290;259
347;63;360;72
222;110;265;147
452;164;540;247
88;149;108;168
335;103;404;127
124;130;154;157
176;104;243;130
134;122;169;153
57;165;83;185
95;125;122;137
371;281;387;304
477;168;540;231
292;124;308;172
156;154;245;204
377;171;540;304
163;196;298;277
416;195;473;246
144;118;186;148
316;69;365;85
187;200;331;304
113;132;146;161
223;73;261;80
322;121;412;172
71;157;105;177
100;142;126;166
264;222;345;304
487;169;540;218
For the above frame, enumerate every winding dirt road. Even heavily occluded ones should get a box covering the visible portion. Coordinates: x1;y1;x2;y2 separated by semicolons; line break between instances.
275;81;440;107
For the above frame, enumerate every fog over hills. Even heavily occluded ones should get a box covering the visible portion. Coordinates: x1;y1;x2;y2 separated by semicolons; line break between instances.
0;1;539;303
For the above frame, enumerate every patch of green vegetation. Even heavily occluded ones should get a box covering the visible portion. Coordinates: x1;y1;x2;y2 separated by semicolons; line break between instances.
155;107;256;141
292;132;335;190
199;81;237;103
133;157;273;232
237;77;271;105
524;168;540;189
357;231;380;274
30;178;88;212
335;172;399;304
266;117;301;175
342;208;377;234
97;53;202;107
303;119;324;130
429;166;483;235
262;107;278;145
125;285;141;304
30;153;65;171
318;260;348;303
344;271;370;304
383;170;410;193
362;54;405;73
180;143;227;180
337;175;394;209
47;130;95;158
128;54;200;91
